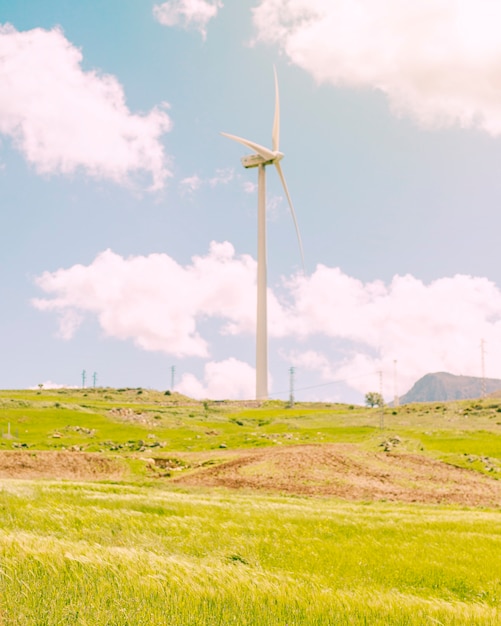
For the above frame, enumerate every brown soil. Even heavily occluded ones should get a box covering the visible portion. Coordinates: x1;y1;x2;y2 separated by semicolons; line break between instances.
171;444;501;507
0;451;124;481
1;444;500;507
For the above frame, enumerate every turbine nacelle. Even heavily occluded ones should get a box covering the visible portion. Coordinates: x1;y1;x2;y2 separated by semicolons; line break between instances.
222;120;304;271
241;151;284;169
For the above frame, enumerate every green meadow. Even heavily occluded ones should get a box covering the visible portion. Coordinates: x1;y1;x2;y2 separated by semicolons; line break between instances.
2;388;501;461
1;388;501;624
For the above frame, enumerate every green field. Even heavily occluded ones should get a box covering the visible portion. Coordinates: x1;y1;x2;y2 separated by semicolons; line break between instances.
2;388;501;461
1;388;501;624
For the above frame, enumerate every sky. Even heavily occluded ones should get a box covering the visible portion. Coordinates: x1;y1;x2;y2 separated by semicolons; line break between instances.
2;0;501;403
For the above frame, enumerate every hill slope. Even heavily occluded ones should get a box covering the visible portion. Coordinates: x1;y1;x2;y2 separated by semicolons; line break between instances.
1;387;501;506
400;371;501;403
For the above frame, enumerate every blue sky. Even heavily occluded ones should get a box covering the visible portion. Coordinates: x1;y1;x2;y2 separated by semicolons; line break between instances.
2;0;501;402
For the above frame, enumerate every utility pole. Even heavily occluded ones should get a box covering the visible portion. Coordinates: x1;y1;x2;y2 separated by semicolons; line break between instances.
82;370;86;389
288;367;295;408
92;372;97;388
481;339;486;399
171;366;176;391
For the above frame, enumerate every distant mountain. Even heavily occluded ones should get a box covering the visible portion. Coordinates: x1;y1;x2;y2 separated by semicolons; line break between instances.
399;372;501;404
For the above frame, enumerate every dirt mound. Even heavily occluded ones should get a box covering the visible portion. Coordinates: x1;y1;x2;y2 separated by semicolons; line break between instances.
3;445;500;507
0;451;124;481
172;444;501;506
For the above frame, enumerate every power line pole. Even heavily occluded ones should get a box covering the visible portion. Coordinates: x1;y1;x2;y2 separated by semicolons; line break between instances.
288;367;295;408
81;370;86;389
92;372;97;388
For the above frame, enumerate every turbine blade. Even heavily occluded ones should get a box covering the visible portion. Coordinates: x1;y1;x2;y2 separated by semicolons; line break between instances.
275;161;305;273
221;132;276;162
272;67;280;152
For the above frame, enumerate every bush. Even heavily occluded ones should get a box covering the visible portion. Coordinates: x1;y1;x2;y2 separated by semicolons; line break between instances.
365;392;384;408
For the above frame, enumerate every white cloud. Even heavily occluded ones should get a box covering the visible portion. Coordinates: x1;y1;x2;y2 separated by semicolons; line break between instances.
58;310;84;340
243;181;257;194
179;168;234;195
153;0;223;40
0;24;172;189
32;242;258;358
177;358;255;399
253;0;501;135
29;381;79;390
179;174;203;194
285;268;501;396
266;193;284;221
288;349;337;381
32;243;501;399
208;167;234;187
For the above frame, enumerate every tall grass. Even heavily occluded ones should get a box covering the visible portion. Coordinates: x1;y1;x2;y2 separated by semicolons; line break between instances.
1;480;500;625
1;390;501;623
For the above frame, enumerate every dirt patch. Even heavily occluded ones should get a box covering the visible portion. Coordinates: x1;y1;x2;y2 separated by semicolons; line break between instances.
3;444;501;507
0;451;124;481
171;444;501;507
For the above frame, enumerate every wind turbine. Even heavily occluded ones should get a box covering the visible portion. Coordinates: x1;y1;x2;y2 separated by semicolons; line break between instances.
222;69;304;401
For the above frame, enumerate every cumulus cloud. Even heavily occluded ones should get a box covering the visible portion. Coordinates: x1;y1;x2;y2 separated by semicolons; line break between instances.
253;0;501;135
285;268;501;396
32;242;259;357
33;243;501;399
0;24;172;189
177;358;255;399
153;0;223;39
287;349;338;382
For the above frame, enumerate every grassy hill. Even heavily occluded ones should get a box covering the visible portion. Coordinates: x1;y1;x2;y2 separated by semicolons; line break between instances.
1;388;501;625
1;386;501;489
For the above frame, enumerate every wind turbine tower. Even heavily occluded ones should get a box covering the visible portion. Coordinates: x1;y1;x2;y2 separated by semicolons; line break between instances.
222;70;304;400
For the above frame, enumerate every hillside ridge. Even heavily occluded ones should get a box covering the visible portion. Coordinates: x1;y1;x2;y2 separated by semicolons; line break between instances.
400;371;501;403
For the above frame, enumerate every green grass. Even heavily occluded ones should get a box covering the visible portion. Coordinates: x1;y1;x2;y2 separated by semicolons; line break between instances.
418;429;501;457
1;480;500;625
2;389;501;624
2;389;501;461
